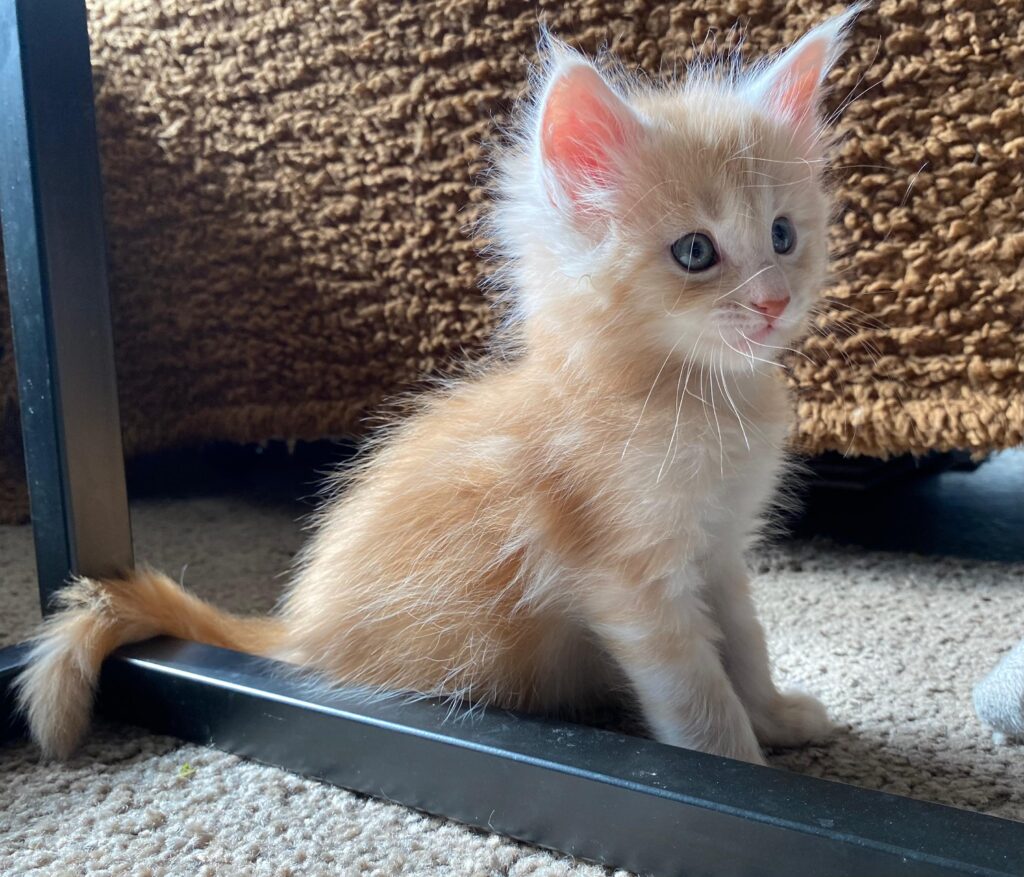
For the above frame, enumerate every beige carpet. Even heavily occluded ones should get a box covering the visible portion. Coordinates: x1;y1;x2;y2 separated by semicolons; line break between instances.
1;492;1023;874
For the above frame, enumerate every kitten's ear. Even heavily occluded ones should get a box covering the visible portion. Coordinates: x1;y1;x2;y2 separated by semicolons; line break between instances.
744;5;863;151
537;46;643;211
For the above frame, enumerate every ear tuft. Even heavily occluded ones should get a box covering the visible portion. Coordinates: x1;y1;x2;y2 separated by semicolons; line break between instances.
538;58;642;207
744;4;864;149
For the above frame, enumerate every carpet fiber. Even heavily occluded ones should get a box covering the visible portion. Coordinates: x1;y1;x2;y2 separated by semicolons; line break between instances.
3;0;1024;521
2;491;1022;874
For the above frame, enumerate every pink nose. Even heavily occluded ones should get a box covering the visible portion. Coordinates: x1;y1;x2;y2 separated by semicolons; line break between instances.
751;295;790;322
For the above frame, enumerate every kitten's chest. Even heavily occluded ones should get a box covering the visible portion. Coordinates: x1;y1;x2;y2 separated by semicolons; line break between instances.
613;380;789;537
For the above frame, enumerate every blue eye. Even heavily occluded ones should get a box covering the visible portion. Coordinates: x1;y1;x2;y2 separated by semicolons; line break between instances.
772;217;796;254
670;233;717;272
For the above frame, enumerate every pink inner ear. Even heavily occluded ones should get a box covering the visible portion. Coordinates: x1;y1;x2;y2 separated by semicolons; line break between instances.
541;65;638;200
770;39;828;124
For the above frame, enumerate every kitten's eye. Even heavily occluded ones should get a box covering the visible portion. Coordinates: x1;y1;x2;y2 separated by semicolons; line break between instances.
670;233;718;272
772;217;796;255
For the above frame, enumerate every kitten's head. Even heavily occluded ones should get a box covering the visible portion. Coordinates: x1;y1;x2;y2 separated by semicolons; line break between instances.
492;7;862;374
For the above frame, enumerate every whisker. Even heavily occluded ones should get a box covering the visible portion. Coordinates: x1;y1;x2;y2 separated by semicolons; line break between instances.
622;333;685;459
619;177;689;225
743;333;815;364
657;329;706;482
737;175;816;190
727;331;784;370
712;265;774;303
726;155;827;167
706;354;726;476
715;348;750;451
899;161;928;208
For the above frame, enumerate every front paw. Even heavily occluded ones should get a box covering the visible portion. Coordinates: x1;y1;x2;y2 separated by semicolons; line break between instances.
752;690;834;748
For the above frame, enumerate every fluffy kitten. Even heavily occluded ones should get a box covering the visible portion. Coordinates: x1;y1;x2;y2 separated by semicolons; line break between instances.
18;7;862;764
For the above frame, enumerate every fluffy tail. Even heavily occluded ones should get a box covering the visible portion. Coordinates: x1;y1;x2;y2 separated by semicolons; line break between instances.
15;568;285;758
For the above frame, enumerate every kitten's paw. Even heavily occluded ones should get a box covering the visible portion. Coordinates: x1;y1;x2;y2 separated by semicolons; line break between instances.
752;690;833;748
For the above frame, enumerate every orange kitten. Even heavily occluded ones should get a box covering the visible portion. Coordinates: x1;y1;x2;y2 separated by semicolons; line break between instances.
17;7;863;764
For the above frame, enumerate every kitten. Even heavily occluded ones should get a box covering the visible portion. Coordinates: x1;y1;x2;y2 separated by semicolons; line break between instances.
17;7;863;764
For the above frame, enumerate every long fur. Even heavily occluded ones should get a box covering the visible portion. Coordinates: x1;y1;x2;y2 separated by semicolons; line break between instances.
16;570;284;757
17;7;863;762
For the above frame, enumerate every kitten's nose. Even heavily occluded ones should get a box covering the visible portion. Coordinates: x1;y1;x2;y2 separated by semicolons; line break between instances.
751;295;790;322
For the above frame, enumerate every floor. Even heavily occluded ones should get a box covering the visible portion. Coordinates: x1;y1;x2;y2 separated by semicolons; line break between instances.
1;446;1022;874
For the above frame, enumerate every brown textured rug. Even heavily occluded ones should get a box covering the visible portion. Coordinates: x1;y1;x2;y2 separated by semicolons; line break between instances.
2;0;1022;521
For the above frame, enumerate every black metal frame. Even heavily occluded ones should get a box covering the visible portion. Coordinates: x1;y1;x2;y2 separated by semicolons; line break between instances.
0;2;1021;874
0;0;132;611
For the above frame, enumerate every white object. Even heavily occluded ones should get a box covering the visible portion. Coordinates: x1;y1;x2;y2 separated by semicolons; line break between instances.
974;639;1024;743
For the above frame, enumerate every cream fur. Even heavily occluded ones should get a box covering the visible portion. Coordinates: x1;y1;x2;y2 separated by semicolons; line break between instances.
17;8;862;762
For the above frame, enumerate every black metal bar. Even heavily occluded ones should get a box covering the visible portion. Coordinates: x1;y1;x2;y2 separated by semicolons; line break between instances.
0;0;132;610
2;638;1018;876
0;639;1006;877
0;643;29;743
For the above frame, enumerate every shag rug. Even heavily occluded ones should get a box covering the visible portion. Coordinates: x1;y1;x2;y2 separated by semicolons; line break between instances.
2;0;1023;522
1;491;1022;874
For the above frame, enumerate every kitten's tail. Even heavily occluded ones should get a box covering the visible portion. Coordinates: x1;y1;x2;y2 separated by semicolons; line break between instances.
15;568;285;759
